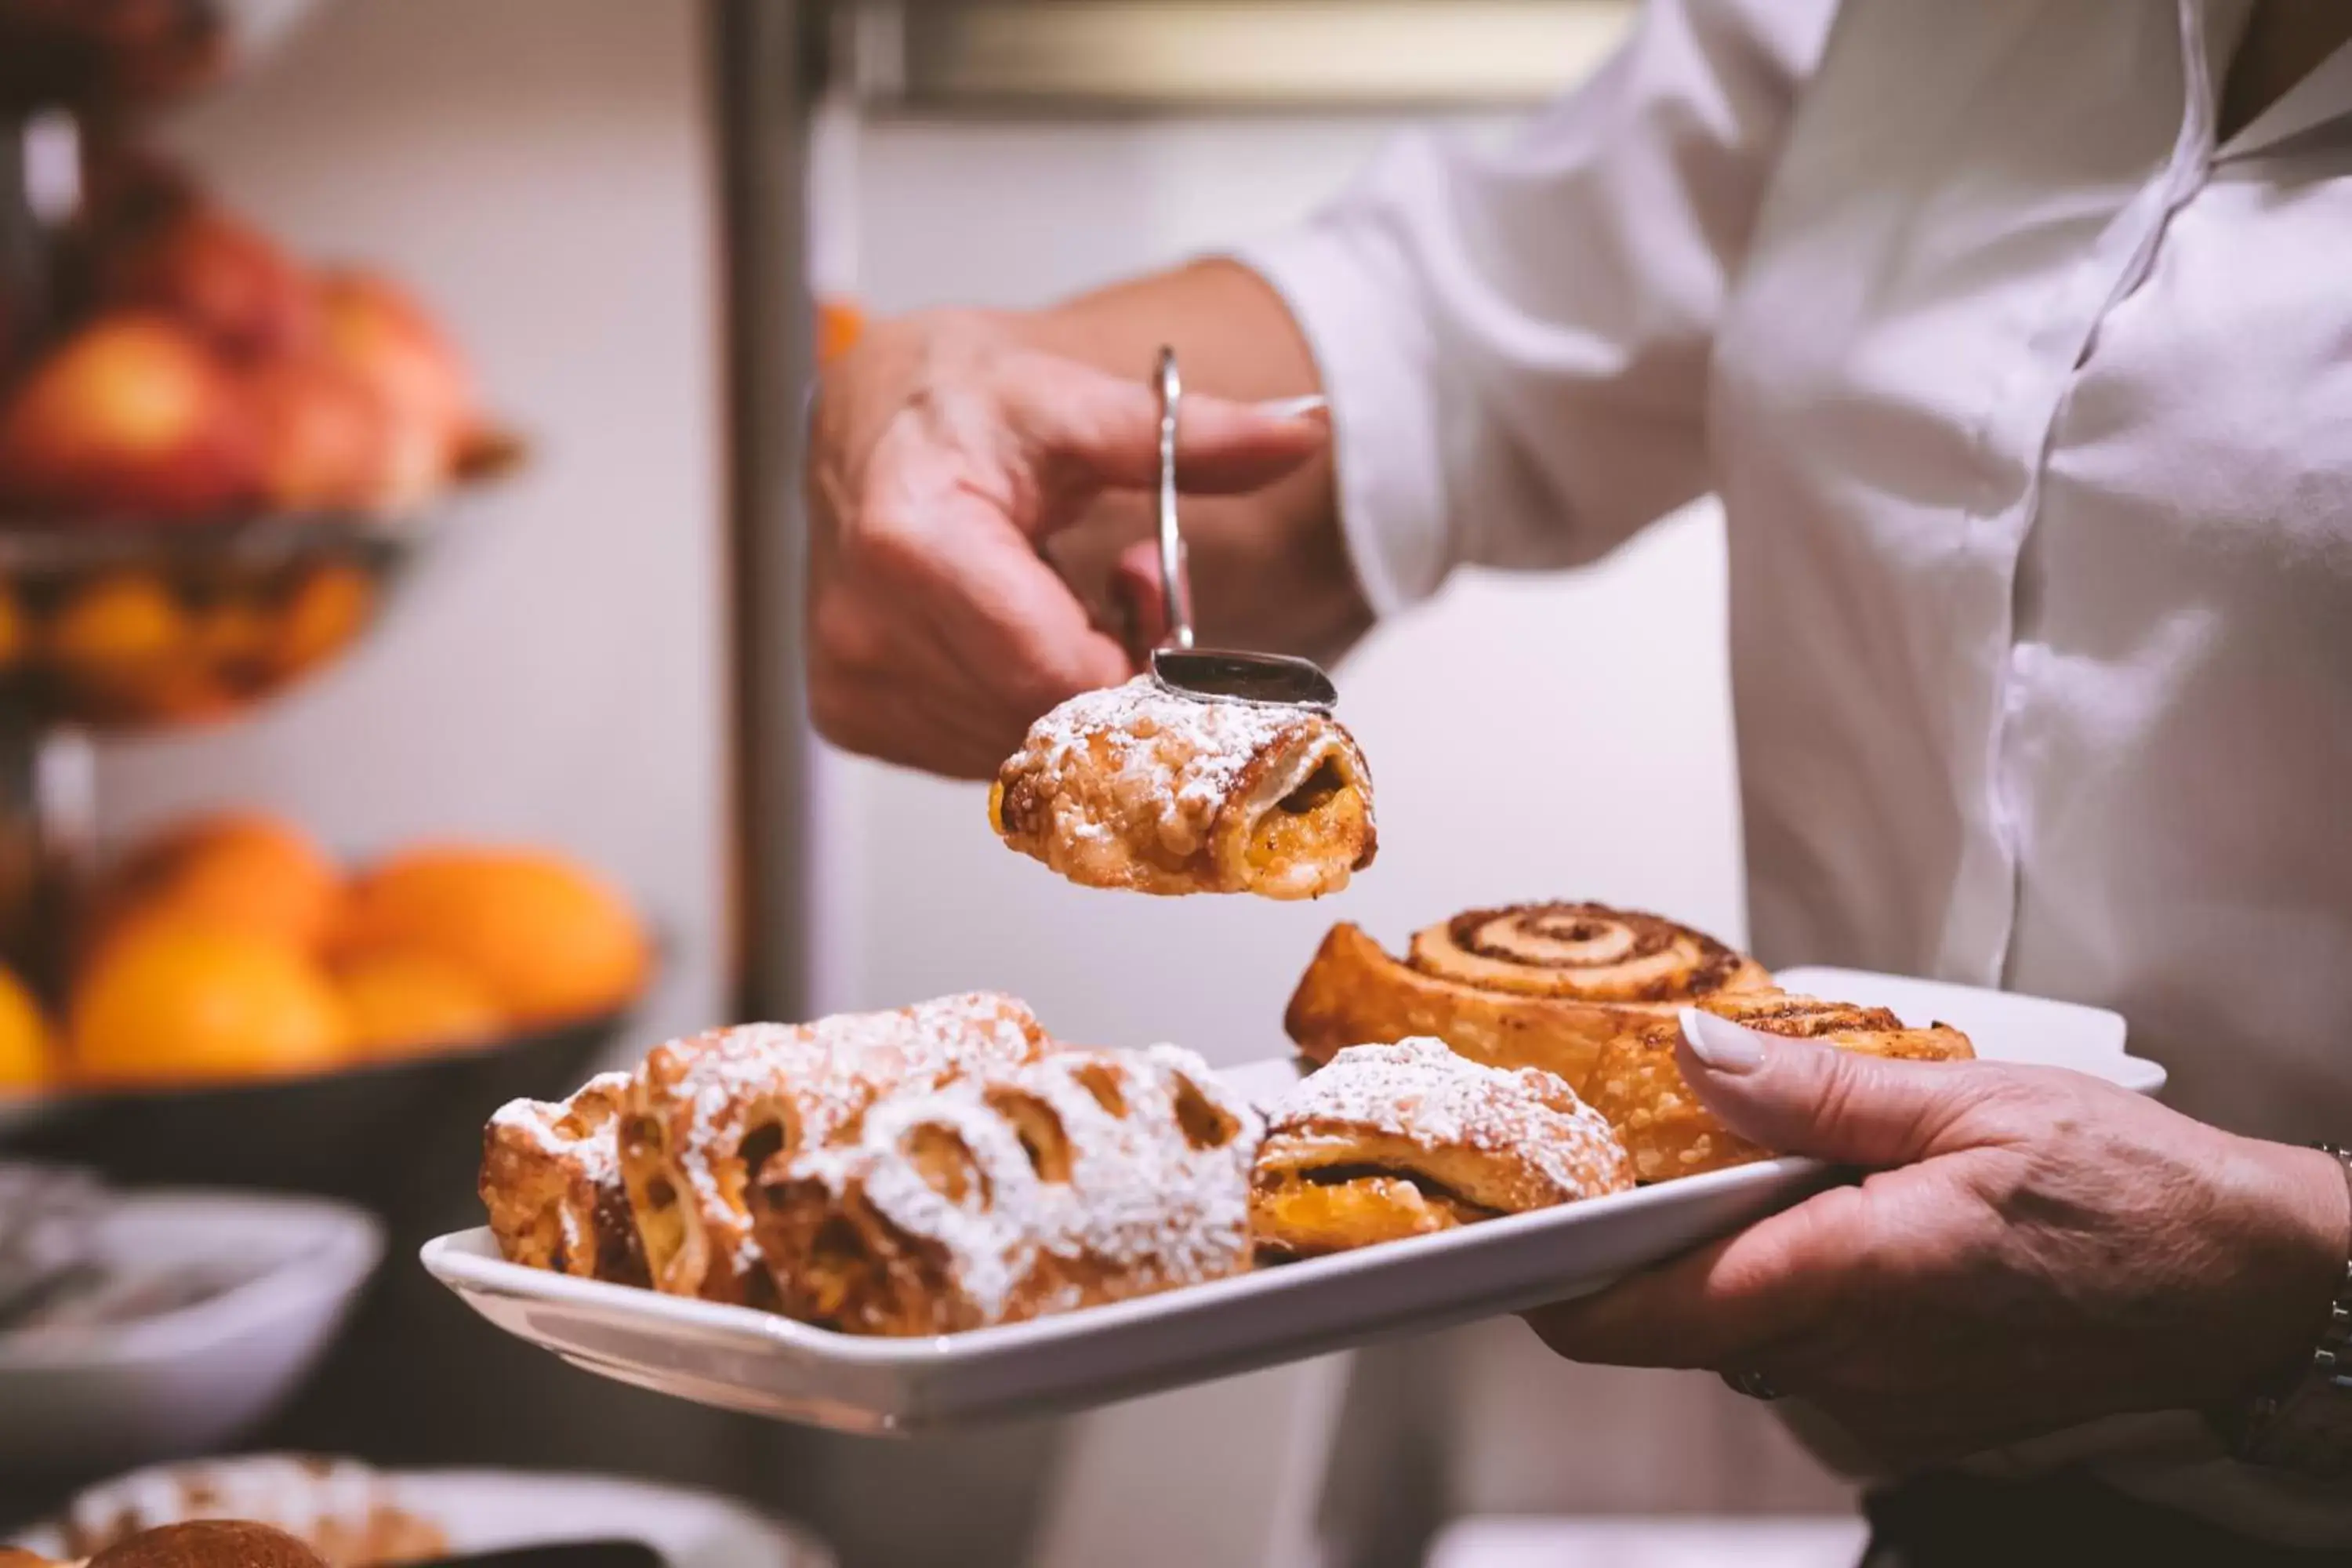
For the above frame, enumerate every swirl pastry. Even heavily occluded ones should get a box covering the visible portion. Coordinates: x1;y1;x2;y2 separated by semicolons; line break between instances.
1250;1038;1633;1260
479;1070;645;1285
1284;903;1773;1094
990;677;1375;899
1587;993;1974;1181
616;992;1047;1305
750;1043;1263;1335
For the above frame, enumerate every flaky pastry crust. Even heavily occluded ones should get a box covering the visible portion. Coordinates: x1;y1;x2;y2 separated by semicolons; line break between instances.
1284;904;1772;1094
991;677;1375;899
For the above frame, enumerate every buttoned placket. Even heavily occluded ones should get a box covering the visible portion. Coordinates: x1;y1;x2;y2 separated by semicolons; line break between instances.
1932;0;2236;989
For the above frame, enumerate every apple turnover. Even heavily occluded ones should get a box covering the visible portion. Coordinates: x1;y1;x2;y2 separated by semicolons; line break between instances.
1250;1038;1632;1260
1284;903;1773;1094
1587;993;1974;1181
614;992;1048;1305
751;1043;1262;1335
990;677;1375;899
480;1070;645;1285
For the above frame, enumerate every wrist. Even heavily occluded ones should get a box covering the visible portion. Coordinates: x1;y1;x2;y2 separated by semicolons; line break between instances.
2219;1139;2349;1401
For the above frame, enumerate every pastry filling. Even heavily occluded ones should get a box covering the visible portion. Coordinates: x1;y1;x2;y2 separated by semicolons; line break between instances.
1247;762;1367;871
1283;1164;1500;1225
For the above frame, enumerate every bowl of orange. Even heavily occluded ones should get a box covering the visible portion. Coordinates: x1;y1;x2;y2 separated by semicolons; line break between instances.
0;154;524;735
0;811;651;1208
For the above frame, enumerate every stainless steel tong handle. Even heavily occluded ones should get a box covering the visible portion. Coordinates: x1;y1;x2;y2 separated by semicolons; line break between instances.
1155;346;1196;652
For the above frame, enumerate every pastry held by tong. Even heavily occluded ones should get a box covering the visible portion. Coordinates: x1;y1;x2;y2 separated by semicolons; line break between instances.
616;993;1047;1305
479;1071;645;1285
1250;1037;1633;1261
990;676;1376;899
1284;903;1773;1094
1587;993;1974;1182
751;1043;1262;1335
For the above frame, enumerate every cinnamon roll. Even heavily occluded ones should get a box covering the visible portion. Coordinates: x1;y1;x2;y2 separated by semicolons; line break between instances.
751;1043;1262;1335
1586;993;1974;1181
1250;1038;1632;1260
1284;904;1773;1094
615;992;1047;1304
479;1070;645;1285
990;677;1375;899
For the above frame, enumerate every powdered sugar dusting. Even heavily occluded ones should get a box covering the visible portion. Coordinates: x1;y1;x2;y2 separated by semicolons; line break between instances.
1267;1038;1631;1200
488;1070;630;1184
996;677;1369;894
622;993;1046;1297
777;1042;1263;1329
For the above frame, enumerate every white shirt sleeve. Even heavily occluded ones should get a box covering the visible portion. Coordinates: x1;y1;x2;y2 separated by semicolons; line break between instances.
1233;0;1835;614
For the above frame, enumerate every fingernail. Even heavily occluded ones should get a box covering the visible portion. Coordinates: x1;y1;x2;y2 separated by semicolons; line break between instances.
1254;394;1329;420
1680;1007;1767;1074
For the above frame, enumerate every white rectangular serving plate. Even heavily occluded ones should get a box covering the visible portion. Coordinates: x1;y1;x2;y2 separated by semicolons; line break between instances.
421;969;2164;1435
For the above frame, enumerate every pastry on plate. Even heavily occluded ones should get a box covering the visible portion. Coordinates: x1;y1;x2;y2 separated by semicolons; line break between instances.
752;1043;1262;1335
479;1071;645;1285
990;676;1375;899
1283;902;1772;1094
1250;1037;1632;1261
1586;993;1975;1181
29;1456;445;1568
615;992;1047;1305
82;1523;325;1568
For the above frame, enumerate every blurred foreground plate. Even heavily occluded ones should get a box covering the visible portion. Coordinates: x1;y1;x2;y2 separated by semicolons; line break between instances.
423;971;2162;1436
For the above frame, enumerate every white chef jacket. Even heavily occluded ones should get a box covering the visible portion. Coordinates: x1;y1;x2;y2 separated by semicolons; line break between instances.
1239;0;2352;1545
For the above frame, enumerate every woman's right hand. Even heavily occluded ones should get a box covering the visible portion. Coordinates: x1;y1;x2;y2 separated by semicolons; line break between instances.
804;306;1330;779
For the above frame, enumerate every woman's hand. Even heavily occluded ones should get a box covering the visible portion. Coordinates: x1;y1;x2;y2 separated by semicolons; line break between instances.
805;303;1329;779
1526;1011;2350;1472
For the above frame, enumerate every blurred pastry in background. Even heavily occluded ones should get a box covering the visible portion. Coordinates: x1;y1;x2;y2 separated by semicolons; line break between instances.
1588;994;1974;1182
753;1041;1261;1335
1284;902;1773;1094
1250;1038;1632;1261
991;676;1375;899
87;1522;327;1568
615;993;1047;1304
27;1455;445;1568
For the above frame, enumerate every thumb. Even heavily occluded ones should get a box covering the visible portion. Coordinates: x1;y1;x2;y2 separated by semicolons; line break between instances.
1675;1007;1980;1168
1006;360;1330;495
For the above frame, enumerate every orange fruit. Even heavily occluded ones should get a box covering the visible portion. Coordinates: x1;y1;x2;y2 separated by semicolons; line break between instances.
336;949;503;1060
72;921;350;1086
269;561;374;677
85;811;343;964
47;570;188;667
336;848;646;1027
0;579;27;670
0;966;55;1093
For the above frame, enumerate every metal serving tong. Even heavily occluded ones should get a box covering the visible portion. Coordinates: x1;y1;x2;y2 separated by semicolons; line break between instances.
1145;346;1340;711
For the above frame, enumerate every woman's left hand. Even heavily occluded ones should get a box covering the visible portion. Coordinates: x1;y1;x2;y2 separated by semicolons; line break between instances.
1525;1012;2351;1471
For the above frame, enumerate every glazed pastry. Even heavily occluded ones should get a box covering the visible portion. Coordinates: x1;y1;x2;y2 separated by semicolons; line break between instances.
752;1043;1262;1335
84;1524;326;1568
1586;993;1974;1181
1284;903;1773;1094
479;1071;645;1285
616;993;1047;1305
990;677;1375;899
1250;1037;1633;1260
30;1456;445;1568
